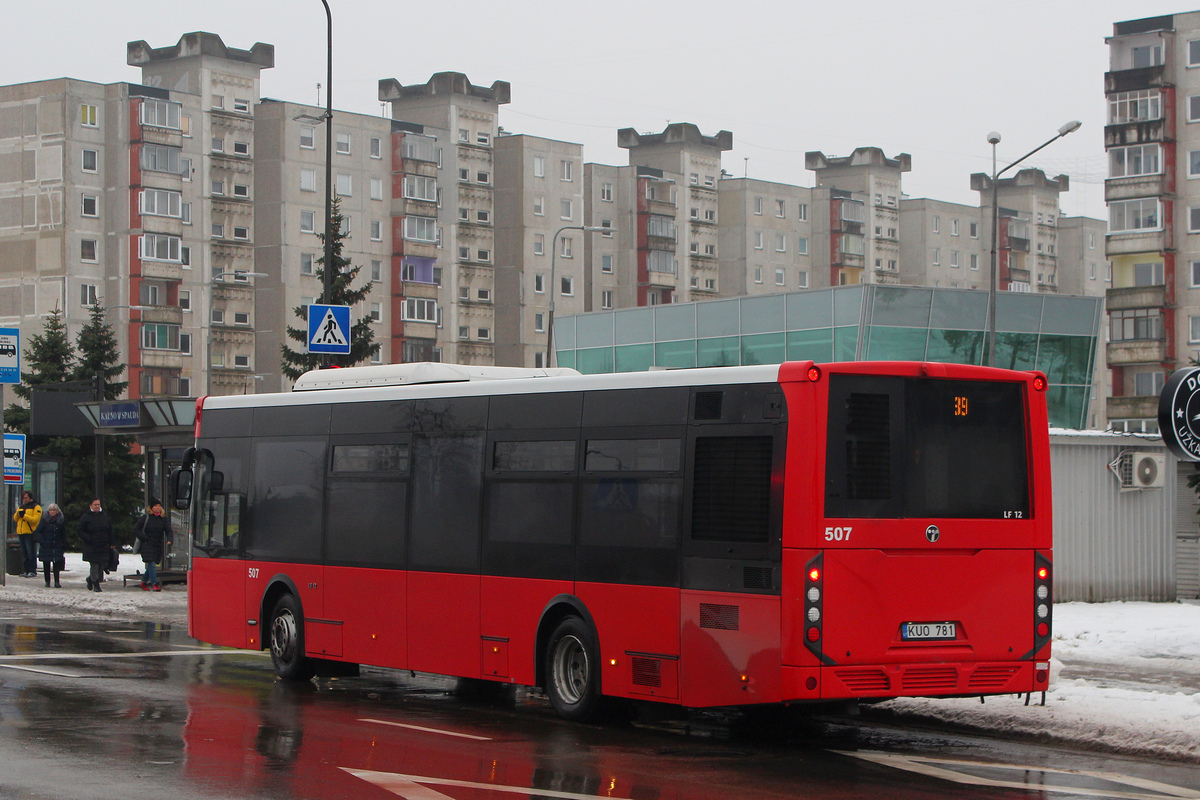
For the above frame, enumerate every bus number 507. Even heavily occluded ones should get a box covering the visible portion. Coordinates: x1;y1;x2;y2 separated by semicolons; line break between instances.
825;526;852;541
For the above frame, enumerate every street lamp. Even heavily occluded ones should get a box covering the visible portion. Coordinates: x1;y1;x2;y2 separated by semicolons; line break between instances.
986;120;1082;367
207;270;267;396
546;225;613;368
319;1;334;309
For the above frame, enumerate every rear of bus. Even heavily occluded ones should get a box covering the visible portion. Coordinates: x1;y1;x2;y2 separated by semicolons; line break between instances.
778;361;1052;702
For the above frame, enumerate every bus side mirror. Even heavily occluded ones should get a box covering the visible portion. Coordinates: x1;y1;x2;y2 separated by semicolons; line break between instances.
169;468;193;509
210;471;224;493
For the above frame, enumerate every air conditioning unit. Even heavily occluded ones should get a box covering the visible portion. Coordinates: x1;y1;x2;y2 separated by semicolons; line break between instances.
1118;452;1166;490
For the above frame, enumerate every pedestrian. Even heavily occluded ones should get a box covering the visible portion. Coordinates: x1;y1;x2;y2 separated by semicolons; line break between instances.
12;490;42;578
35;503;67;588
134;497;173;592
77;498;112;592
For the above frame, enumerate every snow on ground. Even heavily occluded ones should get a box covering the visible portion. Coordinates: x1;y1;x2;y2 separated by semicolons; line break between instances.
3;557;1199;761
877;601;1200;762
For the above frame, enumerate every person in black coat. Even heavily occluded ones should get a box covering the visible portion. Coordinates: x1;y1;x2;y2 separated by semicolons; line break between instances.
35;503;67;588
77;498;113;592
134;497;173;591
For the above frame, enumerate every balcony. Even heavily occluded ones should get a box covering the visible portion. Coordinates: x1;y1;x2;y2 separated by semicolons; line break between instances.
1105;119;1169;147
140;260;183;282
1104;65;1168;94
646;270;677;289
141;305;183;325
1107;284;1166;311
1106;229;1168;257
1008;237;1030;253
1008;268;1032;284
1107;338;1166;366
647;198;676;217
1105;173;1169;203
1106;394;1159;420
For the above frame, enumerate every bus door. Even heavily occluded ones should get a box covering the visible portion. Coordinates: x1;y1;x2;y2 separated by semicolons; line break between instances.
187;446;251;649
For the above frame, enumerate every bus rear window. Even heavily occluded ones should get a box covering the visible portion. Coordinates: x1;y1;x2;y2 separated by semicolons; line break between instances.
825;375;1030;520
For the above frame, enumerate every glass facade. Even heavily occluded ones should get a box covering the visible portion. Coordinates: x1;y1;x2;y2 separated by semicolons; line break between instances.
555;286;1103;429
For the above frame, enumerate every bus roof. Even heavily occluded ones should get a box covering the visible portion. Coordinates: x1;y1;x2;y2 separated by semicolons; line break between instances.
291;362;581;391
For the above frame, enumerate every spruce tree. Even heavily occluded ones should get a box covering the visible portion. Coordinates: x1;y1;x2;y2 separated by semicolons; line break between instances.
3;304;75;434
71;301;142;547
281;197;380;380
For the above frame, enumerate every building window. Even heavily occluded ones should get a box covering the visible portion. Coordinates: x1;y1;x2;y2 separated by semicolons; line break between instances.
970;253;979;270
1191;207;1200;234
300;253;314;276
476;171;490;185
601;290;613;309
1134;262;1164;286
300;126;315;149
533;156;544;177
754;266;763;284
1109;89;1161;124
140;234;182;263
211;94;224;110
211;137;224;153
459;246;470;260
754;232;764;250
300;210;315;233
1111;308;1163;341
403;175;436;201
754;197;763;215
477;327;492;341
300;169;317;192
80;104;97;128
233;312;250;326
233;184;249;198
797;237;808;255
1109;198;1160;233
336;173;352;196
477;210;490;224
560;199;573;220
1134;371;1164;396
233;226;249;240
81;194;98;217
1191;261;1200;288
211;223;224;239
705;244;716;256
775;234;787;252
950;250;959;268
233;141;249;156
402;298;438;323
970;222;979;238
533;196;544;216
933;247;940;265
142;324;181;351
798;271;809;289
560;160;573;181
533;234;544;255
212;179;225;196
559;237;573;258
601;183;613;202
180;157;192;180
458;326;470;340
370;137;382;158
534;274;545;293
232;355;250;369
797;203;808;221
81;239;97;262
80;283;98;306
775;199;785;218
82;149;98;173
371;259;382;281
140;189;182;218
951;219;959;236
403;216;438;242
1191;316;1200;344
369;302;381;322
932;215;940;233
181;246;190;267
1112;144;1162;177
775;268;785;286
336;133;351;154
369;220;382;241
561;276;574;296
370;177;384;201
1132;43;1163;69
533;312;545;332
705;209;716;222
477;249;491;262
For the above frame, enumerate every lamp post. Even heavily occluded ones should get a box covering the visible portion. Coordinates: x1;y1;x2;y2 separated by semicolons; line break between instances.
986;120;1082;367
546;225;612;368
207;270;267;396
320;0;334;311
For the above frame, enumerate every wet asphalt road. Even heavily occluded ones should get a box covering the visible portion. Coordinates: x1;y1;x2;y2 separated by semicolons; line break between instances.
0;601;1197;800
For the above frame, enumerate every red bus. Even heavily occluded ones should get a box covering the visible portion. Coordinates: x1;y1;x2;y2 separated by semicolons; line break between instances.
173;360;1053;721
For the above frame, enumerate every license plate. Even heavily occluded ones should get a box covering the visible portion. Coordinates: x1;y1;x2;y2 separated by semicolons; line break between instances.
901;622;956;641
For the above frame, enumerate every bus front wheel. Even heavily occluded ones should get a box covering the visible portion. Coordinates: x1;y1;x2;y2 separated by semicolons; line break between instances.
269;594;314;681
545;616;600;721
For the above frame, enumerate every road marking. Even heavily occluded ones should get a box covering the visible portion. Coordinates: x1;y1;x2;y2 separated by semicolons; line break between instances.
359;719;492;741
0;664;84;678
0;649;267;662
835;751;1200;800
342;769;623;800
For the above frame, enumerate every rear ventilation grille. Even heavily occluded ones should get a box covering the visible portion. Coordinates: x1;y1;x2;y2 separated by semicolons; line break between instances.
631;657;662;687
834;668;890;692
900;666;959;692
968;665;1020;690
694;391;724;420
699;603;740;631
743;566;773;591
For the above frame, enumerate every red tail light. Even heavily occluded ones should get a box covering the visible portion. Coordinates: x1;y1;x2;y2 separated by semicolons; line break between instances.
1032;375;1047;392
806;366;821;382
1037;567;1048;580
806;627;820;642
808;567;820;582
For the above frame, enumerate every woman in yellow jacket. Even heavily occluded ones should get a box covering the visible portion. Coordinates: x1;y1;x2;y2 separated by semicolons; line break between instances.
13;491;42;578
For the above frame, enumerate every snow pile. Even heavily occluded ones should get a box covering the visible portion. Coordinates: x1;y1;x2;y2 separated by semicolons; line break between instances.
877;602;1200;761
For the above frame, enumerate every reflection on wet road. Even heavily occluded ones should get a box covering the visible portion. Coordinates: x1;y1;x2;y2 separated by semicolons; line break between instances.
0;606;1197;800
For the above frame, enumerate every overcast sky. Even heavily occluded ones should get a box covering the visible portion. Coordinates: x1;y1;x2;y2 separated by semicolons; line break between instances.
7;1;1190;220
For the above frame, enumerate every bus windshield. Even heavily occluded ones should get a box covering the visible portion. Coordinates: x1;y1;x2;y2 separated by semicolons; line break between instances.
825;375;1030;520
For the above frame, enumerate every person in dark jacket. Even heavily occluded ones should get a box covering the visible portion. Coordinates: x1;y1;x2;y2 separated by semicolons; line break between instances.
77;498;112;592
13;491;42;578
35;503;67;588
134;497;173;591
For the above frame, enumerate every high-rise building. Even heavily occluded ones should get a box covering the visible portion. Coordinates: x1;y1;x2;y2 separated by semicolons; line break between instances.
1103;12;1197;433
717;178;814;295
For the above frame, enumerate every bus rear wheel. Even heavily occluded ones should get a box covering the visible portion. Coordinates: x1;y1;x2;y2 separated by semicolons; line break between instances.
269;594;314;681
545;616;600;722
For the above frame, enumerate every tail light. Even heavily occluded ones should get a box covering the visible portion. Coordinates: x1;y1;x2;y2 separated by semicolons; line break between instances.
806;365;821;382
802;554;832;664
1033;553;1052;652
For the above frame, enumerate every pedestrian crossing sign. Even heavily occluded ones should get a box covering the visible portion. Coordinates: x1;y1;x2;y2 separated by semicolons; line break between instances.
307;304;351;355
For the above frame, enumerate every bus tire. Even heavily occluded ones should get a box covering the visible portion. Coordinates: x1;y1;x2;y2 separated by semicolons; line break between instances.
269;593;314;681
545;616;600;722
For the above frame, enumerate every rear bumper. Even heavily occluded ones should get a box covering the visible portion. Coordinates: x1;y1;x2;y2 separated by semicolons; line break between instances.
781;660;1047;702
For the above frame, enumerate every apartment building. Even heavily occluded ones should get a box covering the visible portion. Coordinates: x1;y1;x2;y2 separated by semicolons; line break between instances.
493;133;585;367
717;178;815;295
1103;12;1200;433
806;148;910;287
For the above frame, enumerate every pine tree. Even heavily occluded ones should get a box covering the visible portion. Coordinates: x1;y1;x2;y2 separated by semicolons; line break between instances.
3;304;75;434
281;197;380;380
71;301;142;546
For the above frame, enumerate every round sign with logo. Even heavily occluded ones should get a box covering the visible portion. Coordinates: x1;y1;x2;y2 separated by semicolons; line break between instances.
1158;367;1200;461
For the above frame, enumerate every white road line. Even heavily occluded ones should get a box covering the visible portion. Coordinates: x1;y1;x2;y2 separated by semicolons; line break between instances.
342;769;621;800
0;664;85;678
0;649;267;662
359;718;493;741
834;751;1200;800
